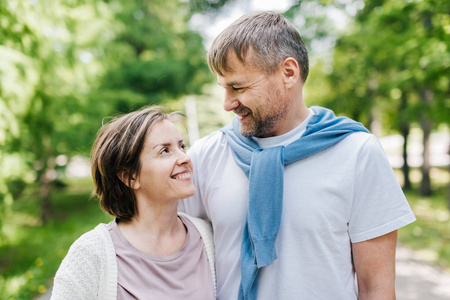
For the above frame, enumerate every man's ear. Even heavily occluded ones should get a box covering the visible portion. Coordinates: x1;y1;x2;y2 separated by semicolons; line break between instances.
118;169;140;189
280;57;300;88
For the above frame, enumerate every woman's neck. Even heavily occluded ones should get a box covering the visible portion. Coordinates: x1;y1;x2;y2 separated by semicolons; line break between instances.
117;200;186;256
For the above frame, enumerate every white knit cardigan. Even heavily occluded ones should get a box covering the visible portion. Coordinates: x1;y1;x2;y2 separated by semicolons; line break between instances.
51;213;216;299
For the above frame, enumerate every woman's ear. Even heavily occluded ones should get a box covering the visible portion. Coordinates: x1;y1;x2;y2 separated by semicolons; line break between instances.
118;169;140;189
280;57;300;88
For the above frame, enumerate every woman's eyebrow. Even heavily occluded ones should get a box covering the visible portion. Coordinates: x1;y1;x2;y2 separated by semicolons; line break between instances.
152;142;171;150
152;140;184;150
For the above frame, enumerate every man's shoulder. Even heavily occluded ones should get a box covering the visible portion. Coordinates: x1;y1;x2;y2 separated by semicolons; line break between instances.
335;131;392;164
189;129;229;156
338;131;376;148
324;131;382;159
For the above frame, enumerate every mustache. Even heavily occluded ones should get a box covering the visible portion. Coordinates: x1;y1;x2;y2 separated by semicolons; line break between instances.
233;106;252;115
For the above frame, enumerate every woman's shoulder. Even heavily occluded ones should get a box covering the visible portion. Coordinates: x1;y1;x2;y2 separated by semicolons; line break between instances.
178;213;212;234
76;223;109;241
66;223;111;256
51;223;116;299
56;223;115;281
178;213;214;256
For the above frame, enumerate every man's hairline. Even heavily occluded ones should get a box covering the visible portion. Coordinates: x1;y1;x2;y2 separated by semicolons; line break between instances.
209;47;282;79
210;51;306;85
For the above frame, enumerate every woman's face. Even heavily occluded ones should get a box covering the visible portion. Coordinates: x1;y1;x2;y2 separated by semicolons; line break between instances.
132;119;195;203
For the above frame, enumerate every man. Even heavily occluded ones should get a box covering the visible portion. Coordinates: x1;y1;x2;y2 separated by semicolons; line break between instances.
179;11;415;300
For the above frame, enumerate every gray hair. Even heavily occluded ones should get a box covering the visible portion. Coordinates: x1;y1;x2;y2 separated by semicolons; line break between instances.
207;11;309;82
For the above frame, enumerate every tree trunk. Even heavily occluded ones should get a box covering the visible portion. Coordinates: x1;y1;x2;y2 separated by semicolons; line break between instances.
399;93;412;190
40;169;51;224
399;93;411;190
448;144;450;210
419;89;433;196
447;83;450;210
401;123;412;190
40;136;54;224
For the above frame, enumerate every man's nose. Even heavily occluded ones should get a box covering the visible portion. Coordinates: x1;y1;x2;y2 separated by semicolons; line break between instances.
223;89;240;112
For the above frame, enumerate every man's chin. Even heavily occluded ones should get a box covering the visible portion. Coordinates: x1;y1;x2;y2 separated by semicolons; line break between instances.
239;126;258;137
238;125;253;137
238;118;263;137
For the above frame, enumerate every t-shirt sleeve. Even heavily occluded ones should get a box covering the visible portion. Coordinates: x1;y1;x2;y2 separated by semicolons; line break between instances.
349;134;416;243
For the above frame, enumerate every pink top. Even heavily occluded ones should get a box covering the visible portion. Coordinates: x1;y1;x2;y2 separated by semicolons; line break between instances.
107;215;215;299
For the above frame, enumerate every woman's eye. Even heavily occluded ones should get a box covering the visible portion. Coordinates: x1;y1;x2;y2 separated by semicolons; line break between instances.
160;148;169;154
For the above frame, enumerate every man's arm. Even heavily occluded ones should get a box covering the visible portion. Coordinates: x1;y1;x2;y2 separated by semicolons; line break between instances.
352;230;398;300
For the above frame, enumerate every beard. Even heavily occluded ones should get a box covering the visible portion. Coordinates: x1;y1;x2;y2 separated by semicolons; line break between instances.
236;87;288;138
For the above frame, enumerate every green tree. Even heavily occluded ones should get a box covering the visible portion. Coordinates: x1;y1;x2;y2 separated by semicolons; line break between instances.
0;0;215;228
94;0;211;114
323;0;449;194
0;0;115;224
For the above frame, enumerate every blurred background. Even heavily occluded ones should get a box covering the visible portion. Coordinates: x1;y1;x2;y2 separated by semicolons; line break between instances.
0;0;448;299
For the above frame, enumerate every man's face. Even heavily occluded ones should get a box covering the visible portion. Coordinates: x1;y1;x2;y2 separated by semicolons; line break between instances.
217;51;290;138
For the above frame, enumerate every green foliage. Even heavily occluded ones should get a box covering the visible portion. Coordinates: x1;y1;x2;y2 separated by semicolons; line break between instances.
96;0;211;113
187;0;232;13
398;181;450;271
0;0;114;227
322;0;449;131
0;178;113;299
0;0;214;228
285;0;341;55
303;0;449;195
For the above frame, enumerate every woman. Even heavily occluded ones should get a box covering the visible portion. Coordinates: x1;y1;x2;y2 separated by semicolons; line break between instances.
51;106;215;299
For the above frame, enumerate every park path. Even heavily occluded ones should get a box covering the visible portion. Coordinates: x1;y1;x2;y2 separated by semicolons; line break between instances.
396;245;450;300
36;244;450;300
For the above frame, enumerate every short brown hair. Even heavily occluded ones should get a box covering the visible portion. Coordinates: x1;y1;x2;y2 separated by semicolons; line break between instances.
208;11;309;82
90;106;183;221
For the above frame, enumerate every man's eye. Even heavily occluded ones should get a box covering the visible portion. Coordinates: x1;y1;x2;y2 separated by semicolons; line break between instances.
233;87;244;92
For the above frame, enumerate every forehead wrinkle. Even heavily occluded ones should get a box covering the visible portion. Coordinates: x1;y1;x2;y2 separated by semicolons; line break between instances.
217;73;244;87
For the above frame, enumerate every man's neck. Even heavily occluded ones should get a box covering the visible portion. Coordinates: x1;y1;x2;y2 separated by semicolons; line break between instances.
253;108;313;149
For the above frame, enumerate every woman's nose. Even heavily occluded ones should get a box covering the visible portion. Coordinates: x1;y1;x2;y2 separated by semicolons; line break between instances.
177;150;191;165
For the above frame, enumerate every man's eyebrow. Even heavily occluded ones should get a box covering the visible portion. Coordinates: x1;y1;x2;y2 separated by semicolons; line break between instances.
217;81;242;87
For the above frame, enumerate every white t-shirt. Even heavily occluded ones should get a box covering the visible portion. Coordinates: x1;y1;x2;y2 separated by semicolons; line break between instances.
178;110;416;300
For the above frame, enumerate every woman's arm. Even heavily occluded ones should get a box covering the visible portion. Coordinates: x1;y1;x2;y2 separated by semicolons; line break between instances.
51;229;106;300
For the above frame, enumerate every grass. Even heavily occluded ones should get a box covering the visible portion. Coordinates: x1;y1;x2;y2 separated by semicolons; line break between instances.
398;191;450;271
0;168;448;299
0;177;112;300
396;167;450;271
